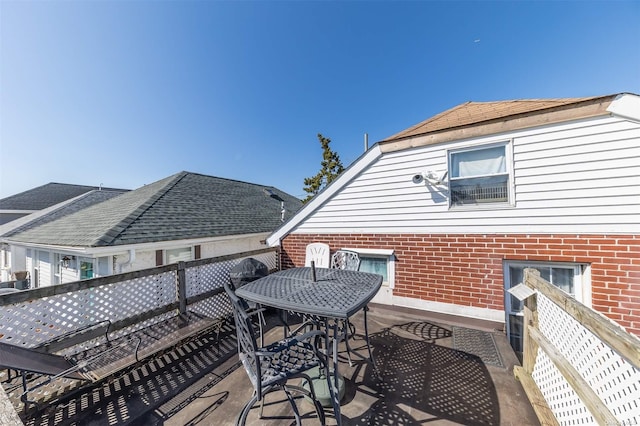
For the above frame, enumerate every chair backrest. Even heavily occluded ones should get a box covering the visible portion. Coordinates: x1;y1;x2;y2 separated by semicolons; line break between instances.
223;282;262;396
305;242;330;268
330;250;360;271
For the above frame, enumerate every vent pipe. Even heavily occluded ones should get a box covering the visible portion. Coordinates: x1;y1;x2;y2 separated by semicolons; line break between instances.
364;133;369;151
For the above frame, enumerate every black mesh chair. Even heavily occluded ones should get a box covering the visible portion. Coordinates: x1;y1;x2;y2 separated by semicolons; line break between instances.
330;250;375;367
224;282;327;426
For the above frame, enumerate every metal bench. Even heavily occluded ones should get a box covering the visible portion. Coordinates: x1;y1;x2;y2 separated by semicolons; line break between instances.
0;311;221;409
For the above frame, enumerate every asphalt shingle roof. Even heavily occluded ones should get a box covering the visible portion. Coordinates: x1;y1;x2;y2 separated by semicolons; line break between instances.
0;189;128;238
0;183;125;210
7;172;303;248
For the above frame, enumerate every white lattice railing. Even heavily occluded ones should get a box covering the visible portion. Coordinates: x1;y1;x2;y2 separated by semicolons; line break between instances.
514;268;640;426
0;248;277;348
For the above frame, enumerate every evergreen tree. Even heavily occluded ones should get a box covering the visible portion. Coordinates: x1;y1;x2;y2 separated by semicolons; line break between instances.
302;133;345;203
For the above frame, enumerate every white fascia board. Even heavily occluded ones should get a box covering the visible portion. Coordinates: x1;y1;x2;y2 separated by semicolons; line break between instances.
4;232;270;257
607;93;640;123
266;144;383;246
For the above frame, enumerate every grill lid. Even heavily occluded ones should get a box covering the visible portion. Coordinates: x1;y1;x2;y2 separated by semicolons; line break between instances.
229;258;269;288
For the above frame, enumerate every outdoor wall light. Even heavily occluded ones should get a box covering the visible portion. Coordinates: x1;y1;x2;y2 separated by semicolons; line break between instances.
61;256;73;268
412;170;448;186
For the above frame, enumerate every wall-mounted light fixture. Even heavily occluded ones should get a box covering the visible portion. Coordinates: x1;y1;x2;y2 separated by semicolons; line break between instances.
412;170;448;186
61;255;73;268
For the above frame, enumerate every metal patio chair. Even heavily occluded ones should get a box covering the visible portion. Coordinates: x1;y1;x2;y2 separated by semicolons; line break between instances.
330;250;375;367
330;250;361;271
224;282;327;426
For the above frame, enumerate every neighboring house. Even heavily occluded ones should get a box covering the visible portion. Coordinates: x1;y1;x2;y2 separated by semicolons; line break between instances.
267;93;640;355
0;182;123;225
2;171;302;287
0;186;129;282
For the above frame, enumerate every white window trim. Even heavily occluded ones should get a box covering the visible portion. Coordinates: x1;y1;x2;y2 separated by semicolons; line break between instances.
504;260;587;306
447;139;515;209
342;247;395;288
503;260;589;354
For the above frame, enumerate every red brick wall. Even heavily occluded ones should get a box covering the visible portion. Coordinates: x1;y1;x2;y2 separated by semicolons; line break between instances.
280;233;640;335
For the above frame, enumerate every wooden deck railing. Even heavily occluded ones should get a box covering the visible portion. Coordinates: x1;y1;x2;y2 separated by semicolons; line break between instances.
514;268;640;426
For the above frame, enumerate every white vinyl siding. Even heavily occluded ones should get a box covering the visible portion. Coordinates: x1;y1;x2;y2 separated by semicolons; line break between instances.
36;251;51;287
294;116;640;235
97;257;110;276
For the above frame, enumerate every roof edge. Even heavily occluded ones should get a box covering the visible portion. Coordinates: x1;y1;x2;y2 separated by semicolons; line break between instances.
266;145;383;246
94;172;188;247
607;93;640;122
0;190;104;238
379;94;619;154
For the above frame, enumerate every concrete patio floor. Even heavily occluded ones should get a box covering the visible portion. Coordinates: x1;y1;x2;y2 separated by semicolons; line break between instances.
9;304;539;425
148;304;538;426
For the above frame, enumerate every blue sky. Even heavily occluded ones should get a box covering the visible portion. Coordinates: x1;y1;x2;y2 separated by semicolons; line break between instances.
1;1;639;199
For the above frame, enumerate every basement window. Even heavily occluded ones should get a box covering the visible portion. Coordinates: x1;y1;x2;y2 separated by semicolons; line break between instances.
449;142;512;207
503;261;588;359
341;248;395;288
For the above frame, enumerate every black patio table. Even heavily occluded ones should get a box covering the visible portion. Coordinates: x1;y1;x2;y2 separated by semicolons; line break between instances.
235;266;383;425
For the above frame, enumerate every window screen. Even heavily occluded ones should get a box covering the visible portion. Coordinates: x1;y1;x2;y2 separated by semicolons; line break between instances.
450;144;509;206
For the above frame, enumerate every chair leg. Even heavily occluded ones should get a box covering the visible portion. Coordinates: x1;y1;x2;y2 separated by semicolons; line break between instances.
237;393;259;426
302;377;326;425
341;308;376;369
284;380;326;426
258;313;265;348
311;391;326;425
282;385;303;426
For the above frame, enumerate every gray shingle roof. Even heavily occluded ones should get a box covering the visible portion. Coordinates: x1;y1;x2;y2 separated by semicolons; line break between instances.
0;183;126;210
6;172;303;248
0;189;129;238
